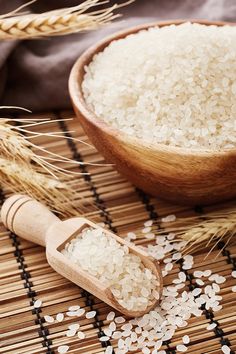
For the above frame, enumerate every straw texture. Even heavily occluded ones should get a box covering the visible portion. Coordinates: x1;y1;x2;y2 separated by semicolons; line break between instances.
0;110;235;354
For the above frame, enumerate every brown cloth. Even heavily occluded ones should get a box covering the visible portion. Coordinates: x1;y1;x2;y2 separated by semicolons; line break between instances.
0;0;236;111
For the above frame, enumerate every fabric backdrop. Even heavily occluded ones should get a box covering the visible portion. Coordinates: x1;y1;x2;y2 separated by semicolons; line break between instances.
0;0;236;111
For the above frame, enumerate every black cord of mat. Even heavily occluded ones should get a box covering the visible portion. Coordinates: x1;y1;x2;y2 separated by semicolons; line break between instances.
57;117;117;234
0;188;54;354
57;115;114;351
218;241;236;270
177;258;234;353
136;188;159;221
217;241;236;353
135;188;176;354
194;206;235;353
10;116;55;353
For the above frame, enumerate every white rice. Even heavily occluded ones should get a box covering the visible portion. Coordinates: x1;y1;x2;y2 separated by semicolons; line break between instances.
82;23;236;150
61;227;159;312
55;220;229;354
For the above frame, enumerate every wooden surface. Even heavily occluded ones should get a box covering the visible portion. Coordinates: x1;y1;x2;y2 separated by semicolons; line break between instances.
0;110;236;354
69;19;236;206
1;195;162;317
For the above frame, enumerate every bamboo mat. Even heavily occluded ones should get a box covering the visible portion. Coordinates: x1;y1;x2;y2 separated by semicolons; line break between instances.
0;110;236;354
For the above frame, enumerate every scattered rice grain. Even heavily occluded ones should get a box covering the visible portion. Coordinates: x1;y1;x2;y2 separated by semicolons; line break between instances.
182;335;190;344
58;345;69;353
86;311;96;319
56;313;64;322
77;331;86;339
33;299;42;308
221;345;231;354
206;322;217;330
44;315;54;323
176;344;188;352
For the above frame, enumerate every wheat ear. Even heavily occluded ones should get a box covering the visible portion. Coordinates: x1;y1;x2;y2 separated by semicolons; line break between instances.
0;157;82;217
0;114;100;216
155;209;236;258
166;211;236;257
0;0;134;40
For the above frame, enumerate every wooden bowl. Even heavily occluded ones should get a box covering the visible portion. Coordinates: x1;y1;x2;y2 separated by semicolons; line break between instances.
69;19;236;206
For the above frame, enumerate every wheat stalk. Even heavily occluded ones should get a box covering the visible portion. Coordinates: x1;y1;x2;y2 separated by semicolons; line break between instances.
0;113;98;216
0;117;97;177
156;210;236;257
0;0;133;40
176;211;236;256
0;157;81;217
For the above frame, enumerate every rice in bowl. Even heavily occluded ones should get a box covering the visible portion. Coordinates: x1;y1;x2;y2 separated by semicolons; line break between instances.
82;22;236;150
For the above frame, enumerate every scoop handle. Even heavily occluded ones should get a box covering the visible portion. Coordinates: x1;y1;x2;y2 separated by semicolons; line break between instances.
1;194;61;247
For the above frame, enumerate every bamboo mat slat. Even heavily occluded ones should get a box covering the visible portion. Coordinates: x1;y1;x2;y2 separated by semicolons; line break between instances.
0;110;235;354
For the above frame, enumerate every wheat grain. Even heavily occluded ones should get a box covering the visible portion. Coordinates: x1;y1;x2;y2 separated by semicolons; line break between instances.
155;210;236;256
0;118;97;177
0;157;83;216
0;114;98;216
173;211;236;256
0;0;133;40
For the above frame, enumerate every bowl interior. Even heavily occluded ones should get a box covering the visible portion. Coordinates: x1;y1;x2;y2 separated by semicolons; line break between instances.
69;19;236;157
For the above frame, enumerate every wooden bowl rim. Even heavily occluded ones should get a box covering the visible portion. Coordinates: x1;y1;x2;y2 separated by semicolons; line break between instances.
69;19;236;157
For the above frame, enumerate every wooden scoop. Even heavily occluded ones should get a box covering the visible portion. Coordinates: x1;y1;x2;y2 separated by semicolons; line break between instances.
1;194;162;317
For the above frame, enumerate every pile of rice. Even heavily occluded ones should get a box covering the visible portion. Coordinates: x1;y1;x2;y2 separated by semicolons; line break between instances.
82;23;236;150
62;227;159;312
